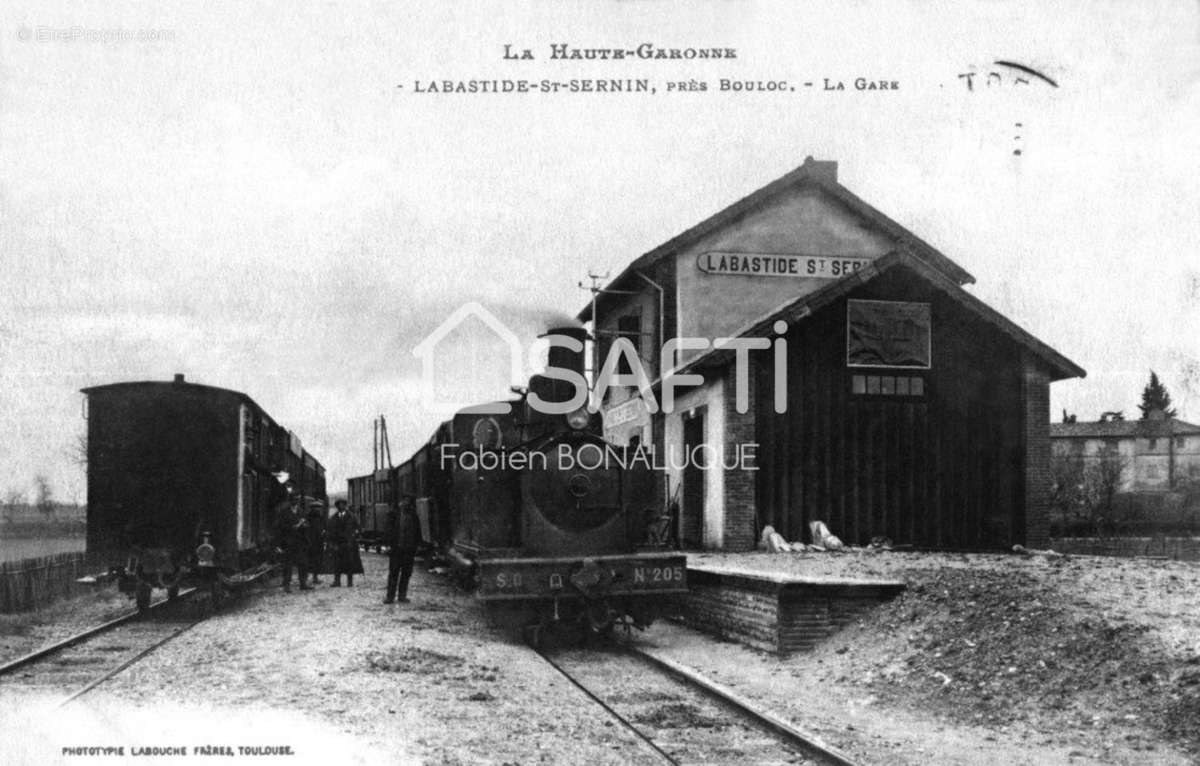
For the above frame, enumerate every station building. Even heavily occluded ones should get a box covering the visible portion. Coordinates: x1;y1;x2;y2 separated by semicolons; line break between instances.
580;157;1084;552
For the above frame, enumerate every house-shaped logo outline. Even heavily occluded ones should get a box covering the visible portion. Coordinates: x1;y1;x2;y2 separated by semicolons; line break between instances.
412;301;521;415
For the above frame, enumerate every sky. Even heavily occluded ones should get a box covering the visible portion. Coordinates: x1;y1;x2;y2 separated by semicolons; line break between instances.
1;1;1197;502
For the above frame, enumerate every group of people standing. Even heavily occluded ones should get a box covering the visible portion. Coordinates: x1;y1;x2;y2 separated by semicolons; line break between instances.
274;497;365;591
274;494;423;605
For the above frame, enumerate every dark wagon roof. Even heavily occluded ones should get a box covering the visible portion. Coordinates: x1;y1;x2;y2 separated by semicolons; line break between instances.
81;376;269;413
81;376;326;473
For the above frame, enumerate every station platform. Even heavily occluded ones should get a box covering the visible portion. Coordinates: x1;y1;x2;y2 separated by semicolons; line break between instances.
671;555;906;655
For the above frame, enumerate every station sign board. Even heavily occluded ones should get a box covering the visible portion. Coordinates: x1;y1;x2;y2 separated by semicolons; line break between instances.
698;251;872;279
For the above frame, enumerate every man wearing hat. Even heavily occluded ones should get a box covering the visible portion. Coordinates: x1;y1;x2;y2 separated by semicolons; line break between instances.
327;499;364;587
275;496;311;592
383;494;422;604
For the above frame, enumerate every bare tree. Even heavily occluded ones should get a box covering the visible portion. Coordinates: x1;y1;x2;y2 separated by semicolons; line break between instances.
1049;452;1086;531
70;431;87;467
1079;447;1129;536
2;489;24;526
34;474;56;519
1177;476;1200;533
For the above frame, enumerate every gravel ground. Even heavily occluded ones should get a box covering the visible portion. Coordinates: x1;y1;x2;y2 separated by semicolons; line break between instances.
675;549;1200;764
1;553;670;766
3;548;1196;765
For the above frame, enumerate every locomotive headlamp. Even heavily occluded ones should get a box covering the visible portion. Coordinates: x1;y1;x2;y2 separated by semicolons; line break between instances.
195;541;216;568
566;407;590;430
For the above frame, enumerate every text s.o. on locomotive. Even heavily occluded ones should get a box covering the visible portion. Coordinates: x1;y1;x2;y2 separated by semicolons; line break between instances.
83;375;327;608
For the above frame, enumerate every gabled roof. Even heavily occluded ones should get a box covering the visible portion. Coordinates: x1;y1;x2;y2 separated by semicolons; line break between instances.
1051;418;1200;439
579;157;975;320
668;249;1085;383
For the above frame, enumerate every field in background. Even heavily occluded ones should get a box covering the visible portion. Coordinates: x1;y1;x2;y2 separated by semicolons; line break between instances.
0;536;85;564
0;504;86;565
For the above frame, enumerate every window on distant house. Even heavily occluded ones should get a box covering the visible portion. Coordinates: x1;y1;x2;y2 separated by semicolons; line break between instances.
1148;438;1158;450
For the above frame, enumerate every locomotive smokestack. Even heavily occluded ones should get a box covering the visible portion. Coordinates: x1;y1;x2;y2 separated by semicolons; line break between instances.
173;374;185;384
542;326;589;378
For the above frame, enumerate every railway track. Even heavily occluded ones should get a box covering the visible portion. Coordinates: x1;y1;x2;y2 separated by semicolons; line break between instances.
0;588;206;708
534;640;861;766
0;564;279;707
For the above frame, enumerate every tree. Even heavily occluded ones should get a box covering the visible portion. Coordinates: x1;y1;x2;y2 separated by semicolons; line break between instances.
1081;446;1128;534
34;474;56;519
1051;446;1129;536
2;489;24;525
1139;371;1177;419
1049;452;1086;534
70;432;87;467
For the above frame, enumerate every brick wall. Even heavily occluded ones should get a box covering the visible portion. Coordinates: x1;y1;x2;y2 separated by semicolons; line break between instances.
674;582;782;653
1022;353;1051;549
722;364;758;551
672;568;905;655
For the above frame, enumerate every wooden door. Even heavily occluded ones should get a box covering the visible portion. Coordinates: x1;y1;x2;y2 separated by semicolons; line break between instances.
681;409;705;548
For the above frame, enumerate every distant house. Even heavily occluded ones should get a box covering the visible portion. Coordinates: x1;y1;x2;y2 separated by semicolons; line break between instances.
1050;412;1200;491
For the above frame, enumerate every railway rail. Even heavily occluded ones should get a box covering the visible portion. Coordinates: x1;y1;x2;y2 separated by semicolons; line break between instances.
533;640;861;766
1;566;276;707
0;588;206;707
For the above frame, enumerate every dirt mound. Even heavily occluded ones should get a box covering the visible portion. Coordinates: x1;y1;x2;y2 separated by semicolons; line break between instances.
836;565;1200;753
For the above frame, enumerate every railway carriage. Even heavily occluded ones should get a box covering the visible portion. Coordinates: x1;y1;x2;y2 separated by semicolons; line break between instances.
83;375;327;608
347;470;391;550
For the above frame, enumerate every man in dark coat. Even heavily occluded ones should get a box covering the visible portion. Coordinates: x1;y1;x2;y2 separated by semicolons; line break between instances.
384;494;422;604
327;499;364;587
304;500;326;585
275;497;311;592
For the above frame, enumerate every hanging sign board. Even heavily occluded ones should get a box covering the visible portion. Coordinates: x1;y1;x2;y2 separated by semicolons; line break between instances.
604;396;648;428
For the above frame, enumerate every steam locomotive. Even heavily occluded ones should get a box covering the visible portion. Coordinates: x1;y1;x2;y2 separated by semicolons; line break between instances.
350;326;687;639
83;375;327;609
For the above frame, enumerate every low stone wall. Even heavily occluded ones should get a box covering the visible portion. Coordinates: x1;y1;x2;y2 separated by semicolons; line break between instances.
1050;537;1200;562
671;566;905;655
